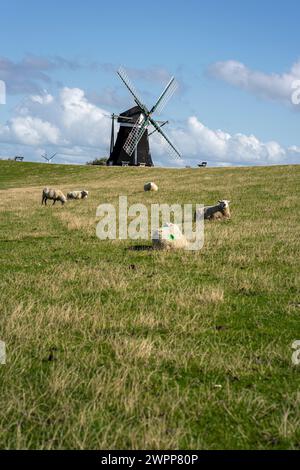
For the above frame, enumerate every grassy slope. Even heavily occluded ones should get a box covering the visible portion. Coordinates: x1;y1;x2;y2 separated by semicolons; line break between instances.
0;160;299;450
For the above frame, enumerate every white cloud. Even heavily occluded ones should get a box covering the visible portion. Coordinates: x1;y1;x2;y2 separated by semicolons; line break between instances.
9;116;60;146
0;87;299;166
152;116;299;166
209;60;300;107
30;93;54;105
288;145;300;154
0;87;110;161
59;87;109;147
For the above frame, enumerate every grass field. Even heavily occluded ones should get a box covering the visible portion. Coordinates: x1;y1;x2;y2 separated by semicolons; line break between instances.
0;160;299;450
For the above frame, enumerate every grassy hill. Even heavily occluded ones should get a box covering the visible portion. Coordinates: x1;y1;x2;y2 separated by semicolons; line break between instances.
0;160;299;449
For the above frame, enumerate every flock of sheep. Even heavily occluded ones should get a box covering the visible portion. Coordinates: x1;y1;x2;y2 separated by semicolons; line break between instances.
41;183;231;250
41;188;89;205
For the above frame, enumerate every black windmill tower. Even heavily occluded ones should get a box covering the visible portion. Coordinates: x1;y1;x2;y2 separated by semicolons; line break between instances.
107;67;182;166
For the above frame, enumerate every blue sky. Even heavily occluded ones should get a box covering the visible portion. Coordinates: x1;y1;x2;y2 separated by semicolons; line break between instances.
0;0;299;166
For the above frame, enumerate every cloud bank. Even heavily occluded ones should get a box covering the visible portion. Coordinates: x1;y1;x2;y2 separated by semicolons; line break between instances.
0;55;82;95
208;59;300;108
0;55;181;98
0;87;299;166
0;87;110;163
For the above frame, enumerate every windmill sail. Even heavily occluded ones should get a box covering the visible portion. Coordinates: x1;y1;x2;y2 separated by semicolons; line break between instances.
149;118;181;160
123;114;149;156
151;77;178;115
117;67;146;112
41;152;57;163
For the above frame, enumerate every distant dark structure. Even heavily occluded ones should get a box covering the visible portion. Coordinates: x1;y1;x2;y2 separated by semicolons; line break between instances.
14;155;24;162
107;107;153;166
198;161;207;167
107;67;182;167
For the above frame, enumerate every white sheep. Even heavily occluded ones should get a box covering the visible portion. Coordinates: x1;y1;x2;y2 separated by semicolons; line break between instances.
152;223;188;250
67;190;89;200
195;200;231;221
144;182;158;192
42;188;67;206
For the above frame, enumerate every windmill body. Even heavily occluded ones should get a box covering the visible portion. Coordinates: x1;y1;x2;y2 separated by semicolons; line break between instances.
107;106;153;166
107;67;182;167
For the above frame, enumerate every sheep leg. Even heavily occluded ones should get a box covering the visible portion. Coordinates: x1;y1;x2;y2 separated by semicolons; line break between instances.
52;200;56;206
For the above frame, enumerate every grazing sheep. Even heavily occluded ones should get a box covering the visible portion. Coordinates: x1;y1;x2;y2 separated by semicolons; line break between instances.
195;200;231;221
42;188;67;206
152;223;188;250
67;190;89;200
144;182;158;192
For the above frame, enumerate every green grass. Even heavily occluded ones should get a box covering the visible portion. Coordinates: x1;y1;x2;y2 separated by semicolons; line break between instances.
0;160;299;449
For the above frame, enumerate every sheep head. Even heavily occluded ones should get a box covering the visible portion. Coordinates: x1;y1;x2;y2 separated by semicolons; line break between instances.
218;199;231;208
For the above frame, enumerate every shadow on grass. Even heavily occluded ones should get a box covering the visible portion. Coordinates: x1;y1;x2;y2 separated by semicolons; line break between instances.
127;244;154;252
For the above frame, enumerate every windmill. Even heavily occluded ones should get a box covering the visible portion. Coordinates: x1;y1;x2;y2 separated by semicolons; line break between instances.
107;67;182;166
41;152;57;163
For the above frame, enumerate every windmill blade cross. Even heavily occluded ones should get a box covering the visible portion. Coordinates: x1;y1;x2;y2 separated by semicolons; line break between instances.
148;120;168;136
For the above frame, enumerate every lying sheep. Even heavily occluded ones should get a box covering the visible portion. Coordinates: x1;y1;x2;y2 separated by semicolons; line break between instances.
195;200;231;221
67;190;89;200
42;188;67;205
144;182;158;192
152;223;188;250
